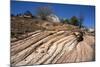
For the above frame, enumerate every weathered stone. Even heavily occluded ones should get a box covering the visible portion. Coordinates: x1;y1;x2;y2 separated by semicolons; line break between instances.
46;14;60;22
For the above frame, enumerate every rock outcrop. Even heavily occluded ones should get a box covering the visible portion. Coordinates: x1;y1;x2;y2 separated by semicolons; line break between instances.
11;30;95;66
47;14;60;22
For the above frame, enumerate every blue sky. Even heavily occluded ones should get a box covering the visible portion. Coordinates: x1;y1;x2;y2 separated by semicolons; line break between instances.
11;1;95;28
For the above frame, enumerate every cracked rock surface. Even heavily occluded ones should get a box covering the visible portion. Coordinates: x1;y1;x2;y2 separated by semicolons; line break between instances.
11;30;95;66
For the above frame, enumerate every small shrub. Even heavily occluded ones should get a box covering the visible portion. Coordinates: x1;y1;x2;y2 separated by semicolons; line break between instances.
67;26;73;30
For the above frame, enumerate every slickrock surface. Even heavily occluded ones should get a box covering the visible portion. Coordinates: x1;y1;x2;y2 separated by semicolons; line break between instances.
11;30;95;66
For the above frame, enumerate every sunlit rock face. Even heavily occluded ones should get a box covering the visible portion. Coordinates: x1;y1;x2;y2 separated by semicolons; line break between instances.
47;14;60;22
88;28;95;33
11;30;95;66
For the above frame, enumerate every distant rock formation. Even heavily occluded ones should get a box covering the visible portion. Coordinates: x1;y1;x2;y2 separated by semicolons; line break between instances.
88;28;95;33
46;14;60;22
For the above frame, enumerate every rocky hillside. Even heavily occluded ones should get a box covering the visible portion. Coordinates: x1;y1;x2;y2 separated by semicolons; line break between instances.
11;30;95;66
11;16;95;66
11;16;79;38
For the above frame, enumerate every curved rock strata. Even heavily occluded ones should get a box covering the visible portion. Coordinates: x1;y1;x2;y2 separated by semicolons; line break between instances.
11;30;95;66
